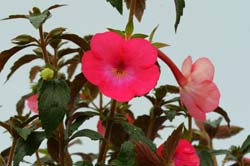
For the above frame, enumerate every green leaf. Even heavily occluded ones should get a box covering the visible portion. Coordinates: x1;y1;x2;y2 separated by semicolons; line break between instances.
47;4;67;11
13;126;33;140
12;34;37;45
13;132;45;166
6;54;41;82
111;141;135;166
149;25;159;42
61;34;90;51
210;149;231;156
196;150;213;166
214;107;231;127
29;66;42;82
121;122;156;151
174;0;185;32
152;42;170;49
131;33;148;38
70;129;102;141
68;111;98;137
74;161;93;166
0;155;5;166
46;27;66;40
0;44;35;73
205;117;222;128
125;0;146;22
28;9;51;29
164;110;177;122
125;20;134;37
241;135;250;154
1;14;27;21
107;28;125;36
106;0;123;15
38;79;70;137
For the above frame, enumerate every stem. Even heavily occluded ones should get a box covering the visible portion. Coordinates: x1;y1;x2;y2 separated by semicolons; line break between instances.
158;50;187;87
99;93;103;114
59;123;65;166
97;100;117;164
146;108;155;139
39;26;50;65
35;151;41;166
128;0;137;23
188;115;192;138
7;139;17;166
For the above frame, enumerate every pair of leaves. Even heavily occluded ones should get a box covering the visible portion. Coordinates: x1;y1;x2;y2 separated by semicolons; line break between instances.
38;79;70;137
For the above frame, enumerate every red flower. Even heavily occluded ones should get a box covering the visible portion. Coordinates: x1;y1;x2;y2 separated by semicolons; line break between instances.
157;139;200;166
158;51;220;121
179;56;220;121
82;32;160;102
27;94;38;114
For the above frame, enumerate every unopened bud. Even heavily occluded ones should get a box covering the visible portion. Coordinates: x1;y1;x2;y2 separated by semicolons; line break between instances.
40;68;54;80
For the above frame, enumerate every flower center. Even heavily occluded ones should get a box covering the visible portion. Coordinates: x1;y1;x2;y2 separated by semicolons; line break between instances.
112;61;127;78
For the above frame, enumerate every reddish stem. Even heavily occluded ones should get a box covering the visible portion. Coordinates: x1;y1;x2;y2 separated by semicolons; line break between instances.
158;50;187;87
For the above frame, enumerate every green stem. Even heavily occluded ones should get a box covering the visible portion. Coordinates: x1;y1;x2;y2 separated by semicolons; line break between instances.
97;100;117;164
188;115;192;138
59;123;65;166
146;108;155;139
39;25;50;65
7;138;17;166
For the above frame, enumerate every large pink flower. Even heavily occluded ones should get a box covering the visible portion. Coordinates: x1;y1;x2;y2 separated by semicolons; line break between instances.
157;139;200;166
179;56;220;121
81;32;160;102
27;94;38;114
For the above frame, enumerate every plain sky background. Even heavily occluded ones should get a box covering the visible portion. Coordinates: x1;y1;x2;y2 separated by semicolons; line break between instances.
0;0;250;165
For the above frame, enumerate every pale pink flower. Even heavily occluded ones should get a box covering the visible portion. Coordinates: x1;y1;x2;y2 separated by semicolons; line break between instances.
81;32;160;102
179;56;220;121
157;139;200;166
27;94;38;114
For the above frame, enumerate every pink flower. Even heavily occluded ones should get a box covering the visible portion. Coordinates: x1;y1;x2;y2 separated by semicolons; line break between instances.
27;94;38;114
81;32;160;102
158;51;220;121
179;56;220;121
157;139;200;166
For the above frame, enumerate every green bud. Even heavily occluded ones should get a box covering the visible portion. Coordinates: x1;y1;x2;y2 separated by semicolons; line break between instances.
40;68;54;80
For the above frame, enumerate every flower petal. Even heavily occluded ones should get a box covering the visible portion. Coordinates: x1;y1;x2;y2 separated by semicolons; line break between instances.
123;38;158;67
181;56;192;78
191;57;214;82
27;94;38;114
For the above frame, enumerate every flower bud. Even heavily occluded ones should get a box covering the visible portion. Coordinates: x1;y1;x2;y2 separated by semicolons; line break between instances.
40;68;54;80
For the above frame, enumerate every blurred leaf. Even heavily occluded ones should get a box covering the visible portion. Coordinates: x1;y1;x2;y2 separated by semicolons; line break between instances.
29;66;42;82
67;61;79;80
134;141;163;166
47;4;67;11
1;14;27;21
214;107;230;127
210;149;231;156
32;156;56;166
149;25;159;42
13;126;33;141
68;112;97;137
57;48;80;59
0;155;5;166
28;10;51;29
107;28;125;36
121;122;156;151
174;0;185;32
125;0;146;22
13;132;45;166
46;27;66;41
12;34;37;45
152;42;170;49
131;33;148;38
47;136;59;162
74;161;93;166
111;141;135;166
241;135;250;154
196;150;213;166
107;0;123;14
0;44;35;73
16;93;33;116
161;123;183;163
214;125;243;139
38;79;70;137
70;129;102;141
6;54;41;82
61;34;90;50
164;110;177;122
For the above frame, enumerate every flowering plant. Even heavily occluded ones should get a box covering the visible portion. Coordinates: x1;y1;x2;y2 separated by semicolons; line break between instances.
0;1;249;166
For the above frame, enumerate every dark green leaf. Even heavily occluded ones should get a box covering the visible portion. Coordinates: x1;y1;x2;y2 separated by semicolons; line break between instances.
68;111;98;137
214;125;243;139
121;122;156;152
61;34;90;51
210;149;231;156
38;79;70;137
241;135;250;154
70;129;102;141
125;0;146;22
0;155;5;166
149;25;159;42
107;28;125;36
12;34;37;45
13;132;45;166
164;110;177;121
0;44;35;73
125;20;134;37
16;93;33;116
1;14;27;21
74;161;93;166
111;141;135;166
214;107;231;127
57;48;80;59
6;54;41;82
197;150;213;166
28;10;51;29
131;33;148;38
152;42;170;49
106;0;123;14
47;4;67;11
174;0;185;32
161;123;183;163
46;27;66;41
13;126;33;140
29;66;42;82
